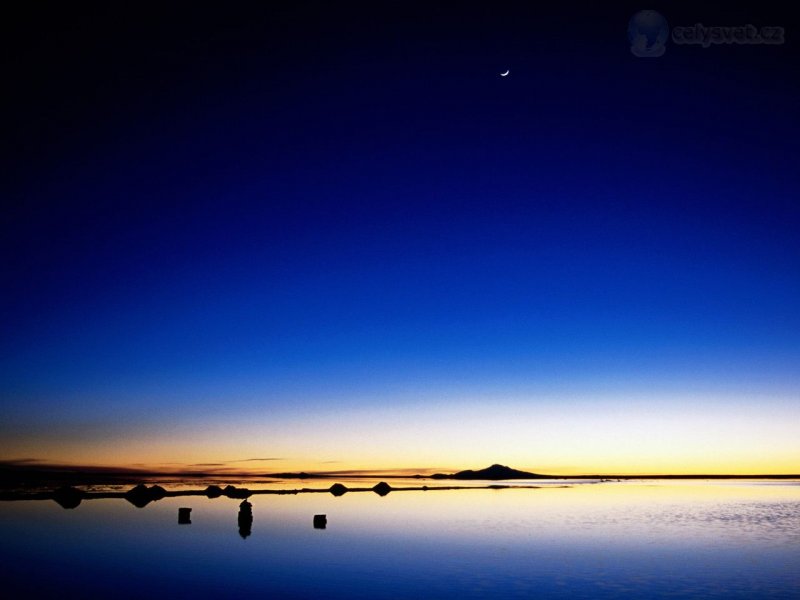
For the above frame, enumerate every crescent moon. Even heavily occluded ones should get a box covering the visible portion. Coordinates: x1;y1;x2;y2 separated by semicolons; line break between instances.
500;70;510;76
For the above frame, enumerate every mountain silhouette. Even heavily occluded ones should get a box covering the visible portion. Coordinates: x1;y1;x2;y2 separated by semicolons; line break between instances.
433;464;546;480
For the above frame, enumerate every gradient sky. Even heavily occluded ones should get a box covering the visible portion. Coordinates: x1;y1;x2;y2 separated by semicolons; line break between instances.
1;2;798;474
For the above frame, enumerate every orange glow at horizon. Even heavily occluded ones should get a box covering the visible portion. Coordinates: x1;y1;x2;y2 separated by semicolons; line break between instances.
4;393;799;476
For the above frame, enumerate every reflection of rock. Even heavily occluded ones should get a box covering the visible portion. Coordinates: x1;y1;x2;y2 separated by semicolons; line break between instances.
373;482;392;497
178;507;192;524
238;500;253;538
329;483;348;497
205;485;223;498
52;485;83;509
125;484;167;508
224;485;251;499
125;484;153;508
313;514;327;529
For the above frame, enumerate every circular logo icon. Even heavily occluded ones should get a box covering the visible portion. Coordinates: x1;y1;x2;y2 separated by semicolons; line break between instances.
628;10;669;57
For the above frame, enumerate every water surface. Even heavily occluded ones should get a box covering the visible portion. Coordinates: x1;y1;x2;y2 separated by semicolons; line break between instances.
1;480;798;598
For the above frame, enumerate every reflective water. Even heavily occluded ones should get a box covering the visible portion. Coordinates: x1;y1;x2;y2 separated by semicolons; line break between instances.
1;481;798;598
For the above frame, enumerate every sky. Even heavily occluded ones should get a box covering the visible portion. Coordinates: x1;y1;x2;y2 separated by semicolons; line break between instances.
1;2;798;475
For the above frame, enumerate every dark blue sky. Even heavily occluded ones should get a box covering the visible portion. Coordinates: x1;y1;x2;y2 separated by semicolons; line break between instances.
1;2;798;471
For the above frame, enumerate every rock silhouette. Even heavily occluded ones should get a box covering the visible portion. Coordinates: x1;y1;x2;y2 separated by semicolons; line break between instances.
224;485;251;499
373;482;392;496
238;500;253;538
205;485;223;498
52;485;83;509
178;507;192;524
313;514;327;529
124;484;167;508
329;483;348;497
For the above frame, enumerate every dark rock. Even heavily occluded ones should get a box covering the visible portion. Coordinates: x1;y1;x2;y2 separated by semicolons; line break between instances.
223;485;251;499
52;485;83;509
238;500;253;538
329;483;348;497
178;507;192;524
125;484;154;508
373;482;392;496
205;485;223;498
124;484;168;508
313;514;327;529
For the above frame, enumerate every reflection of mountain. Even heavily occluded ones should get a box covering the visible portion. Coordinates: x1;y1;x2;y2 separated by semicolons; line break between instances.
433;464;546;480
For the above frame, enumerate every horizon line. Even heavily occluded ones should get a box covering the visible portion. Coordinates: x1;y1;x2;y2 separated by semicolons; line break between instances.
1;460;798;480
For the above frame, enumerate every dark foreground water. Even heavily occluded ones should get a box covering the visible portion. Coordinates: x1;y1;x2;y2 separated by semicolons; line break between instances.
1;480;798;599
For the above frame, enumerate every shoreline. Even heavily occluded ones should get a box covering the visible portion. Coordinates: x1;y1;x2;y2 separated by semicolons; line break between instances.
2;475;799;508
0;482;562;508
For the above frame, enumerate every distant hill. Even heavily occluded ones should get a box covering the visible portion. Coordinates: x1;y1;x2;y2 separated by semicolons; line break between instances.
431;464;547;480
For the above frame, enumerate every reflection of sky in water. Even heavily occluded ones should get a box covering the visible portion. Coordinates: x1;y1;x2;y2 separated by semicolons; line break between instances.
1;482;798;598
